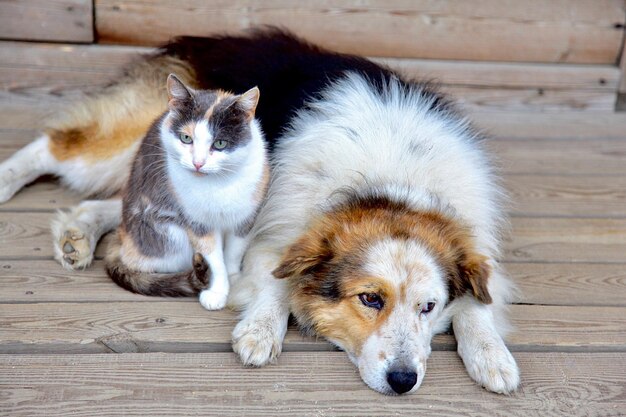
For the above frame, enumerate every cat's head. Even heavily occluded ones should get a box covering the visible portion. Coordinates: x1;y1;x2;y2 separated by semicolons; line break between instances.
161;74;261;176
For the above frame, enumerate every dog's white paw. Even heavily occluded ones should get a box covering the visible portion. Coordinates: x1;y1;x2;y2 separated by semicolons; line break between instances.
0;169;20;204
199;289;228;310
460;340;520;394
232;314;284;366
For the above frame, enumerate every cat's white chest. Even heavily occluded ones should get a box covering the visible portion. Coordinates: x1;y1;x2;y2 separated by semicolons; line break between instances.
170;166;259;230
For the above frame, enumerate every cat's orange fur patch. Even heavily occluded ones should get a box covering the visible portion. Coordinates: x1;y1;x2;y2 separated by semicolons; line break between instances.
203;91;230;120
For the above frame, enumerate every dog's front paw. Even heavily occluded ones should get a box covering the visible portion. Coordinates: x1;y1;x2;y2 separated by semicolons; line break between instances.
460;340;520;394
232;314;285;366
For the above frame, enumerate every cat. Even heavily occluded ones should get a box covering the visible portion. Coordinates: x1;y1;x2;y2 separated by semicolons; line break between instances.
105;74;269;310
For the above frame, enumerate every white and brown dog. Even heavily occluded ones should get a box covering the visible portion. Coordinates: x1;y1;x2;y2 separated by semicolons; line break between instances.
0;29;519;395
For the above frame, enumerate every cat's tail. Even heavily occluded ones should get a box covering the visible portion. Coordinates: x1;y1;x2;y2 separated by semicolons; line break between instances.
105;233;210;297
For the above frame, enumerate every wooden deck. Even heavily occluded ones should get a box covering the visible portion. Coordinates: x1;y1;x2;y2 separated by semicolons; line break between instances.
1;1;626;415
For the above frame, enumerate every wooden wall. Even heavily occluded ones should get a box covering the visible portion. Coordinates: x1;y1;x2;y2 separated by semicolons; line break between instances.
1;0;625;113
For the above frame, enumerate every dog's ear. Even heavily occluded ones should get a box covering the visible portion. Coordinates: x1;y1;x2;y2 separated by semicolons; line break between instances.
273;228;333;279
448;249;492;304
459;254;492;304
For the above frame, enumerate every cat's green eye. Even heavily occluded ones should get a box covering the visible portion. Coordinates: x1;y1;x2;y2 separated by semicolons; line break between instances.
213;140;228;150
179;133;193;144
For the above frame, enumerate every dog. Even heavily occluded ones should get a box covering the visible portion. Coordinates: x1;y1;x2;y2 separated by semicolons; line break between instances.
0;29;519;395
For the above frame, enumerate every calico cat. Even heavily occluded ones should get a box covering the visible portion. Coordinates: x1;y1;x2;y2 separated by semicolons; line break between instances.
106;74;268;310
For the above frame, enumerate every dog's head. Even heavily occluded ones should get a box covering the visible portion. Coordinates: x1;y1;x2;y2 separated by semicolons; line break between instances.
273;196;492;395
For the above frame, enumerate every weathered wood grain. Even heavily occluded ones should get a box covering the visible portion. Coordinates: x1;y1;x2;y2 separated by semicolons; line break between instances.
0;302;624;353
0;0;93;43
0;182;81;212
505;175;626;218
1;352;624;416
379;57;619;90
0;260;169;303
0;301;334;354
508;262;626;307
471;112;626;139
0;91;72;130
2;260;625;306
448;87;615;112
2;213;626;262
505;218;626;263
488;139;626;175
95;0;625;64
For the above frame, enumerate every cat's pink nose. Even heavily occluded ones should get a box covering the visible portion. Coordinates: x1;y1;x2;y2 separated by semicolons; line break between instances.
193;161;205;170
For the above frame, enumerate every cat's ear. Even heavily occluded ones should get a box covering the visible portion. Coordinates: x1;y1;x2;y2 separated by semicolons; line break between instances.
167;74;192;109
236;87;260;120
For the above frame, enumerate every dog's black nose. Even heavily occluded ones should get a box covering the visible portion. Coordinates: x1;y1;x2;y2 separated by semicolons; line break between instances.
386;370;418;394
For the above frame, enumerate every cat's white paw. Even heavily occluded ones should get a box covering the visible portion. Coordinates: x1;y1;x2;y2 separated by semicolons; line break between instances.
199;289;228;310
232;313;285;366
460;339;520;394
56;228;94;269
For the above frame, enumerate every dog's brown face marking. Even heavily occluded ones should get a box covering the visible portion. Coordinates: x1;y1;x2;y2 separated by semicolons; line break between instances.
274;194;492;357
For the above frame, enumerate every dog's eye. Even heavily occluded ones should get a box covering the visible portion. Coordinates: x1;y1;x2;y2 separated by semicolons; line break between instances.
359;293;384;310
420;302;436;315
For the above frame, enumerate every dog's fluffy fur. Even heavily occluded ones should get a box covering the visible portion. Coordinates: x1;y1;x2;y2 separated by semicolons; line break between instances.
0;29;519;395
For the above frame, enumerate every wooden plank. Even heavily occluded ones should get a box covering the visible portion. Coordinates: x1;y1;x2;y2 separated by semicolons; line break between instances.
472;111;626;139
0;42;145;92
0;129;39;148
446;86;615;112
379;57;619;90
0;302;624;353
509;263;626;307
1;352;625;416
2;260;625;307
506;218;626;263
1;214;626;263
505;175;626;218
488;139;626;175
0;301;332;354
0;182;81;212
95;0;625;64
0;0;93;43
0;91;70;130
0;260;196;303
